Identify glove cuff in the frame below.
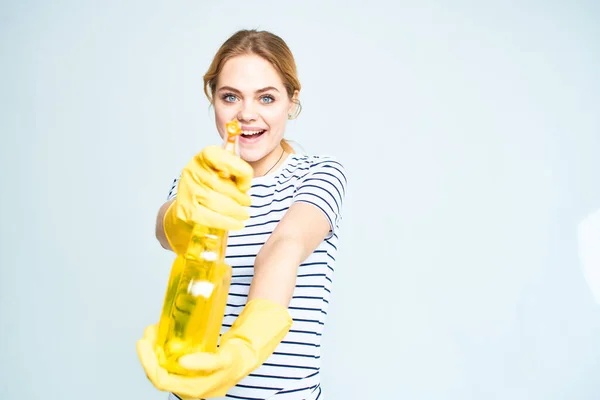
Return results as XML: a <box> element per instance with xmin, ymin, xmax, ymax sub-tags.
<box><xmin>221</xmin><ymin>298</ymin><xmax>293</xmax><ymax>371</ymax></box>
<box><xmin>163</xmin><ymin>201</ymin><xmax>192</xmax><ymax>255</ymax></box>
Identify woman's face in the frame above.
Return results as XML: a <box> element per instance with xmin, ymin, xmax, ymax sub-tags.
<box><xmin>213</xmin><ymin>54</ymin><xmax>297</xmax><ymax>171</ymax></box>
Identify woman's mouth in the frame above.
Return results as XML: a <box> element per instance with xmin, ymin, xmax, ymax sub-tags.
<box><xmin>240</xmin><ymin>129</ymin><xmax>266</xmax><ymax>143</ymax></box>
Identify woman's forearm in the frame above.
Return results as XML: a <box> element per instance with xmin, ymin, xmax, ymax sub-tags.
<box><xmin>249</xmin><ymin>236</ymin><xmax>306</xmax><ymax>307</ymax></box>
<box><xmin>248</xmin><ymin>202</ymin><xmax>332</xmax><ymax>308</ymax></box>
<box><xmin>155</xmin><ymin>199</ymin><xmax>174</xmax><ymax>251</ymax></box>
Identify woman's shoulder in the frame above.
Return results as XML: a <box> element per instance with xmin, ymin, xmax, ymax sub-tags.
<box><xmin>285</xmin><ymin>153</ymin><xmax>347</xmax><ymax>176</ymax></box>
<box><xmin>289</xmin><ymin>152</ymin><xmax>344</xmax><ymax>164</ymax></box>
<box><xmin>284</xmin><ymin>153</ymin><xmax>348</xmax><ymax>192</ymax></box>
<box><xmin>252</xmin><ymin>153</ymin><xmax>348</xmax><ymax>192</ymax></box>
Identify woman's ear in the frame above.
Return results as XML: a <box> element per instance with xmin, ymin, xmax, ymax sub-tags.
<box><xmin>288</xmin><ymin>90</ymin><xmax>301</xmax><ymax>120</ymax></box>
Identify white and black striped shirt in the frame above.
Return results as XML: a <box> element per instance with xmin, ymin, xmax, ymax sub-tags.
<box><xmin>166</xmin><ymin>153</ymin><xmax>347</xmax><ymax>400</ymax></box>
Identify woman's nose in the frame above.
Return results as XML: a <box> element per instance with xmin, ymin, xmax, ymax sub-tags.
<box><xmin>237</xmin><ymin>102</ymin><xmax>257</xmax><ymax>122</ymax></box>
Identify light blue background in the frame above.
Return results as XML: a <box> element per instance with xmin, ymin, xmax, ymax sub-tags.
<box><xmin>1</xmin><ymin>1</ymin><xmax>599</xmax><ymax>399</ymax></box>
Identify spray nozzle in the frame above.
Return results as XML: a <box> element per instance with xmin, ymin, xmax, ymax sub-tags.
<box><xmin>225</xmin><ymin>119</ymin><xmax>242</xmax><ymax>138</ymax></box>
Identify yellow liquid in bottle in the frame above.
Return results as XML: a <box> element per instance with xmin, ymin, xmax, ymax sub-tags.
<box><xmin>156</xmin><ymin>225</ymin><xmax>232</xmax><ymax>376</ymax></box>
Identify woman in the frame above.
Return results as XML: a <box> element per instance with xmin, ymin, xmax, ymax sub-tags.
<box><xmin>137</xmin><ymin>29</ymin><xmax>347</xmax><ymax>400</ymax></box>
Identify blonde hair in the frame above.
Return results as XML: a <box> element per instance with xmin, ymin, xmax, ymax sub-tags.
<box><xmin>203</xmin><ymin>29</ymin><xmax>301</xmax><ymax>153</ymax></box>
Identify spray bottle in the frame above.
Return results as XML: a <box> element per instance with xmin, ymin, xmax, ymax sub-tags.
<box><xmin>155</xmin><ymin>119</ymin><xmax>243</xmax><ymax>375</ymax></box>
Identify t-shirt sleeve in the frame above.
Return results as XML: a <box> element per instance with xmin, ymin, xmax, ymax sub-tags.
<box><xmin>292</xmin><ymin>157</ymin><xmax>348</xmax><ymax>238</ymax></box>
<box><xmin>167</xmin><ymin>176</ymin><xmax>180</xmax><ymax>201</ymax></box>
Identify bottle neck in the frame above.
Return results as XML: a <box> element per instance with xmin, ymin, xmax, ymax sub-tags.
<box><xmin>186</xmin><ymin>225</ymin><xmax>228</xmax><ymax>263</ymax></box>
<box><xmin>223</xmin><ymin>135</ymin><xmax>240</xmax><ymax>157</ymax></box>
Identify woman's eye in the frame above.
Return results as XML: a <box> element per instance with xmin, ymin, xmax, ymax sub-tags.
<box><xmin>224</xmin><ymin>95</ymin><xmax>237</xmax><ymax>102</ymax></box>
<box><xmin>260</xmin><ymin>95</ymin><xmax>274</xmax><ymax>104</ymax></box>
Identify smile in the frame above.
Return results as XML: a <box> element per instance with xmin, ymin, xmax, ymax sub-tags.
<box><xmin>240</xmin><ymin>129</ymin><xmax>266</xmax><ymax>143</ymax></box>
<box><xmin>241</xmin><ymin>130</ymin><xmax>265</xmax><ymax>136</ymax></box>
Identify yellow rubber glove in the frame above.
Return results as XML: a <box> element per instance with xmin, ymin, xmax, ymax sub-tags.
<box><xmin>137</xmin><ymin>298</ymin><xmax>293</xmax><ymax>399</ymax></box>
<box><xmin>163</xmin><ymin>145</ymin><xmax>254</xmax><ymax>254</ymax></box>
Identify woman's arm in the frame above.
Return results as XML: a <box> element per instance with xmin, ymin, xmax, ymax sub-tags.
<box><xmin>249</xmin><ymin>201</ymin><xmax>332</xmax><ymax>308</ymax></box>
<box><xmin>251</xmin><ymin>158</ymin><xmax>347</xmax><ymax>308</ymax></box>
<box><xmin>155</xmin><ymin>199</ymin><xmax>174</xmax><ymax>251</ymax></box>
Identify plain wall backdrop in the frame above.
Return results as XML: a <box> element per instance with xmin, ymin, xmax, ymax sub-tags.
<box><xmin>1</xmin><ymin>1</ymin><xmax>599</xmax><ymax>399</ymax></box>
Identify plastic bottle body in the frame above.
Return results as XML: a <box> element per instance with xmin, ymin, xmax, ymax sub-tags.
<box><xmin>155</xmin><ymin>225</ymin><xmax>232</xmax><ymax>376</ymax></box>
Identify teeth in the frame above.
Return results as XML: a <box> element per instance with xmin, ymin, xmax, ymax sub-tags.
<box><xmin>242</xmin><ymin>130</ymin><xmax>263</xmax><ymax>136</ymax></box>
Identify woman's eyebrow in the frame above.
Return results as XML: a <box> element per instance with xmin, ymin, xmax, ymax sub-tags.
<box><xmin>217</xmin><ymin>86</ymin><xmax>280</xmax><ymax>94</ymax></box>
<box><xmin>256</xmin><ymin>86</ymin><xmax>280</xmax><ymax>93</ymax></box>
<box><xmin>217</xmin><ymin>86</ymin><xmax>241</xmax><ymax>94</ymax></box>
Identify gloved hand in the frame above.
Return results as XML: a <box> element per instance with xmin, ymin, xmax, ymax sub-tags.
<box><xmin>137</xmin><ymin>298</ymin><xmax>293</xmax><ymax>399</ymax></box>
<box><xmin>163</xmin><ymin>145</ymin><xmax>254</xmax><ymax>254</ymax></box>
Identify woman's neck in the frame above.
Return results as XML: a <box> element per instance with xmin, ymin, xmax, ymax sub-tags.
<box><xmin>250</xmin><ymin>145</ymin><xmax>287</xmax><ymax>177</ymax></box>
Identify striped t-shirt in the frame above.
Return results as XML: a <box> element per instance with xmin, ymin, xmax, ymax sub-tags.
<box><xmin>165</xmin><ymin>153</ymin><xmax>347</xmax><ymax>400</ymax></box>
